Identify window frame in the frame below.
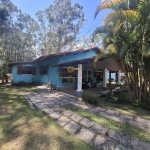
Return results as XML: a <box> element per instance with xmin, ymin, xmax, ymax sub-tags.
<box><xmin>17</xmin><ymin>65</ymin><xmax>36</xmax><ymax>75</ymax></box>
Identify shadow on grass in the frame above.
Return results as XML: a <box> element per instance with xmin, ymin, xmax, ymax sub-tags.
<box><xmin>97</xmin><ymin>100</ymin><xmax>150</xmax><ymax>120</ymax></box>
<box><xmin>53</xmin><ymin>87</ymin><xmax>150</xmax><ymax>120</ymax></box>
<box><xmin>64</xmin><ymin>104</ymin><xmax>150</xmax><ymax>144</ymax></box>
<box><xmin>0</xmin><ymin>86</ymin><xmax>95</xmax><ymax>150</ymax></box>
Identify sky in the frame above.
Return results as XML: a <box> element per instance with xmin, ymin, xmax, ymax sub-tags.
<box><xmin>11</xmin><ymin>0</ymin><xmax>109</xmax><ymax>39</ymax></box>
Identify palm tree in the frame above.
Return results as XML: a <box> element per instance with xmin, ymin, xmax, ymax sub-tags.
<box><xmin>93</xmin><ymin>0</ymin><xmax>150</xmax><ymax>109</ymax></box>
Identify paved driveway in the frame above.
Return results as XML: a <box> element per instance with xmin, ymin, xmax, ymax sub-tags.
<box><xmin>24</xmin><ymin>87</ymin><xmax>150</xmax><ymax>150</ymax></box>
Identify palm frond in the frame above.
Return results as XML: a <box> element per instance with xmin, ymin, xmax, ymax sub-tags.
<box><xmin>113</xmin><ymin>21</ymin><xmax>122</xmax><ymax>34</ymax></box>
<box><xmin>103</xmin><ymin>10</ymin><xmax>140</xmax><ymax>26</ymax></box>
<box><xmin>102</xmin><ymin>36</ymin><xmax>114</xmax><ymax>49</ymax></box>
<box><xmin>137</xmin><ymin>0</ymin><xmax>150</xmax><ymax>21</ymax></box>
<box><xmin>92</xmin><ymin>26</ymin><xmax>113</xmax><ymax>42</ymax></box>
<box><xmin>95</xmin><ymin>0</ymin><xmax>122</xmax><ymax>19</ymax></box>
<box><xmin>106</xmin><ymin>44</ymin><xmax>117</xmax><ymax>53</ymax></box>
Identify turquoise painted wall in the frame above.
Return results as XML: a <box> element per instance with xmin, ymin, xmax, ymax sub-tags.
<box><xmin>12</xmin><ymin>49</ymin><xmax>99</xmax><ymax>87</ymax></box>
<box><xmin>12</xmin><ymin>63</ymin><xmax>38</xmax><ymax>83</ymax></box>
<box><xmin>38</xmin><ymin>57</ymin><xmax>59</xmax><ymax>84</ymax></box>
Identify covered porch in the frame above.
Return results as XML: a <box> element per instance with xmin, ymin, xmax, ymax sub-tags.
<box><xmin>52</xmin><ymin>56</ymin><xmax>124</xmax><ymax>96</ymax></box>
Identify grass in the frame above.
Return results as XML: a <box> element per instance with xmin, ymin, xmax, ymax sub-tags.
<box><xmin>64</xmin><ymin>104</ymin><xmax>150</xmax><ymax>144</ymax></box>
<box><xmin>98</xmin><ymin>100</ymin><xmax>150</xmax><ymax>120</ymax></box>
<box><xmin>0</xmin><ymin>85</ymin><xmax>95</xmax><ymax>150</ymax></box>
<box><xmin>82</xmin><ymin>88</ymin><xmax>150</xmax><ymax>121</ymax></box>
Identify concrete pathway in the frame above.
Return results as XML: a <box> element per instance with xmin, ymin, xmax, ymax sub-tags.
<box><xmin>24</xmin><ymin>88</ymin><xmax>150</xmax><ymax>150</ymax></box>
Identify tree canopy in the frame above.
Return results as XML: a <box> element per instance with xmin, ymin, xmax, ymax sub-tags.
<box><xmin>93</xmin><ymin>0</ymin><xmax>150</xmax><ymax>110</ymax></box>
<box><xmin>0</xmin><ymin>0</ymin><xmax>86</xmax><ymax>83</ymax></box>
<box><xmin>0</xmin><ymin>0</ymin><xmax>38</xmax><ymax>83</ymax></box>
<box><xmin>36</xmin><ymin>0</ymin><xmax>86</xmax><ymax>54</ymax></box>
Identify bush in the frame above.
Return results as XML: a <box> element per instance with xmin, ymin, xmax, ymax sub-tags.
<box><xmin>12</xmin><ymin>81</ymin><xmax>27</xmax><ymax>86</ymax></box>
<box><xmin>12</xmin><ymin>80</ymin><xmax>41</xmax><ymax>86</ymax></box>
<box><xmin>113</xmin><ymin>90</ymin><xmax>132</xmax><ymax>104</ymax></box>
<box><xmin>140</xmin><ymin>92</ymin><xmax>150</xmax><ymax>111</ymax></box>
<box><xmin>82</xmin><ymin>92</ymin><xmax>99</xmax><ymax>105</ymax></box>
<box><xmin>106</xmin><ymin>94</ymin><xmax>118</xmax><ymax>103</ymax></box>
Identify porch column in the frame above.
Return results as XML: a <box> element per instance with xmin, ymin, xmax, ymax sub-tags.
<box><xmin>76</xmin><ymin>64</ymin><xmax>82</xmax><ymax>96</ymax></box>
<box><xmin>103</xmin><ymin>68</ymin><xmax>107</xmax><ymax>87</ymax></box>
<box><xmin>109</xmin><ymin>71</ymin><xmax>111</xmax><ymax>85</ymax></box>
<box><xmin>118</xmin><ymin>70</ymin><xmax>121</xmax><ymax>85</ymax></box>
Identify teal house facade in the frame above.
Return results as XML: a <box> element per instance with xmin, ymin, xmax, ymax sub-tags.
<box><xmin>10</xmin><ymin>47</ymin><xmax>123</xmax><ymax>92</ymax></box>
<box><xmin>10</xmin><ymin>47</ymin><xmax>104</xmax><ymax>89</ymax></box>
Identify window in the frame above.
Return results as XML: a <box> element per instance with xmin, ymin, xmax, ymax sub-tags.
<box><xmin>22</xmin><ymin>66</ymin><xmax>32</xmax><ymax>74</ymax></box>
<box><xmin>17</xmin><ymin>65</ymin><xmax>36</xmax><ymax>75</ymax></box>
<box><xmin>87</xmin><ymin>69</ymin><xmax>92</xmax><ymax>81</ymax></box>
<box><xmin>40</xmin><ymin>65</ymin><xmax>48</xmax><ymax>75</ymax></box>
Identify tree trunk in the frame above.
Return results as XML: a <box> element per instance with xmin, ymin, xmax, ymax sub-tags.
<box><xmin>2</xmin><ymin>72</ymin><xmax>4</xmax><ymax>84</ymax></box>
<box><xmin>139</xmin><ymin>69</ymin><xmax>142</xmax><ymax>103</ymax></box>
<box><xmin>5</xmin><ymin>74</ymin><xmax>8</xmax><ymax>83</ymax></box>
<box><xmin>125</xmin><ymin>65</ymin><xmax>133</xmax><ymax>103</ymax></box>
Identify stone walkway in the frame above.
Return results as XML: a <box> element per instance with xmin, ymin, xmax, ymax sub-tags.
<box><xmin>24</xmin><ymin>88</ymin><xmax>150</xmax><ymax>150</ymax></box>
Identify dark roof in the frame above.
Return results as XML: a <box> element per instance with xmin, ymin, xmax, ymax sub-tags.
<box><xmin>52</xmin><ymin>56</ymin><xmax>95</xmax><ymax>67</ymax></box>
<box><xmin>33</xmin><ymin>47</ymin><xmax>101</xmax><ymax>62</ymax></box>
<box><xmin>8</xmin><ymin>47</ymin><xmax>101</xmax><ymax>68</ymax></box>
<box><xmin>8</xmin><ymin>61</ymin><xmax>33</xmax><ymax>68</ymax></box>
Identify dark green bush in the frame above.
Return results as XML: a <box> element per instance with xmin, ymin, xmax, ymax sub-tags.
<box><xmin>12</xmin><ymin>80</ymin><xmax>40</xmax><ymax>86</ymax></box>
<box><xmin>140</xmin><ymin>92</ymin><xmax>150</xmax><ymax>111</ymax></box>
<box><xmin>82</xmin><ymin>92</ymin><xmax>99</xmax><ymax>105</ymax></box>
<box><xmin>114</xmin><ymin>90</ymin><xmax>132</xmax><ymax>104</ymax></box>
<box><xmin>18</xmin><ymin>81</ymin><xmax>27</xmax><ymax>86</ymax></box>
<box><xmin>12</xmin><ymin>81</ymin><xmax>27</xmax><ymax>86</ymax></box>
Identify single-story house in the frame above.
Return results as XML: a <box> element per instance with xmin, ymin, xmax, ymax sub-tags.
<box><xmin>9</xmin><ymin>47</ymin><xmax>123</xmax><ymax>93</ymax></box>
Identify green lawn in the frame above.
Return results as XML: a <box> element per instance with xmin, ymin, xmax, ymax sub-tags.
<box><xmin>0</xmin><ymin>85</ymin><xmax>95</xmax><ymax>150</ymax></box>
<box><xmin>98</xmin><ymin>100</ymin><xmax>150</xmax><ymax>120</ymax></box>
<box><xmin>64</xmin><ymin>104</ymin><xmax>150</xmax><ymax>144</ymax></box>
<box><xmin>83</xmin><ymin>89</ymin><xmax>150</xmax><ymax>121</ymax></box>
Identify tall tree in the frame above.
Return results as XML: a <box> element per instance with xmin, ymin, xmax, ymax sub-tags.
<box><xmin>36</xmin><ymin>0</ymin><xmax>86</xmax><ymax>54</ymax></box>
<box><xmin>93</xmin><ymin>0</ymin><xmax>150</xmax><ymax>109</ymax></box>
<box><xmin>0</xmin><ymin>0</ymin><xmax>38</xmax><ymax>83</ymax></box>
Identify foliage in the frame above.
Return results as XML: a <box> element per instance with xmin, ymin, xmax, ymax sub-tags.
<box><xmin>0</xmin><ymin>0</ymin><xmax>38</xmax><ymax>63</ymax></box>
<box><xmin>82</xmin><ymin>91</ymin><xmax>99</xmax><ymax>105</ymax></box>
<box><xmin>113</xmin><ymin>90</ymin><xmax>132</xmax><ymax>104</ymax></box>
<box><xmin>0</xmin><ymin>0</ymin><xmax>39</xmax><ymax>83</ymax></box>
<box><xmin>92</xmin><ymin>0</ymin><xmax>150</xmax><ymax>108</ymax></box>
<box><xmin>12</xmin><ymin>80</ymin><xmax>40</xmax><ymax>86</ymax></box>
<box><xmin>0</xmin><ymin>61</ymin><xmax>9</xmax><ymax>83</ymax></box>
<box><xmin>36</xmin><ymin>0</ymin><xmax>86</xmax><ymax>54</ymax></box>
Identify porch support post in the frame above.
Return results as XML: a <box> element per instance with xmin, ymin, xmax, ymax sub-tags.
<box><xmin>103</xmin><ymin>68</ymin><xmax>107</xmax><ymax>87</ymax></box>
<box><xmin>76</xmin><ymin>64</ymin><xmax>82</xmax><ymax>96</ymax></box>
<box><xmin>109</xmin><ymin>71</ymin><xmax>111</xmax><ymax>85</ymax></box>
<box><xmin>118</xmin><ymin>70</ymin><xmax>121</xmax><ymax>85</ymax></box>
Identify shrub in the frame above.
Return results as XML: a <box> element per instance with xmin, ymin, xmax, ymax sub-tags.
<box><xmin>12</xmin><ymin>81</ymin><xmax>27</xmax><ymax>86</ymax></box>
<box><xmin>114</xmin><ymin>90</ymin><xmax>132</xmax><ymax>104</ymax></box>
<box><xmin>12</xmin><ymin>80</ymin><xmax>41</xmax><ymax>86</ymax></box>
<box><xmin>106</xmin><ymin>94</ymin><xmax>118</xmax><ymax>103</ymax></box>
<box><xmin>82</xmin><ymin>92</ymin><xmax>99</xmax><ymax>105</ymax></box>
<box><xmin>140</xmin><ymin>92</ymin><xmax>150</xmax><ymax>111</ymax></box>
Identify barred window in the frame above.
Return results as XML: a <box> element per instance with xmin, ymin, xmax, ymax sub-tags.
<box><xmin>17</xmin><ymin>66</ymin><xmax>36</xmax><ymax>75</ymax></box>
<box><xmin>40</xmin><ymin>65</ymin><xmax>48</xmax><ymax>75</ymax></box>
